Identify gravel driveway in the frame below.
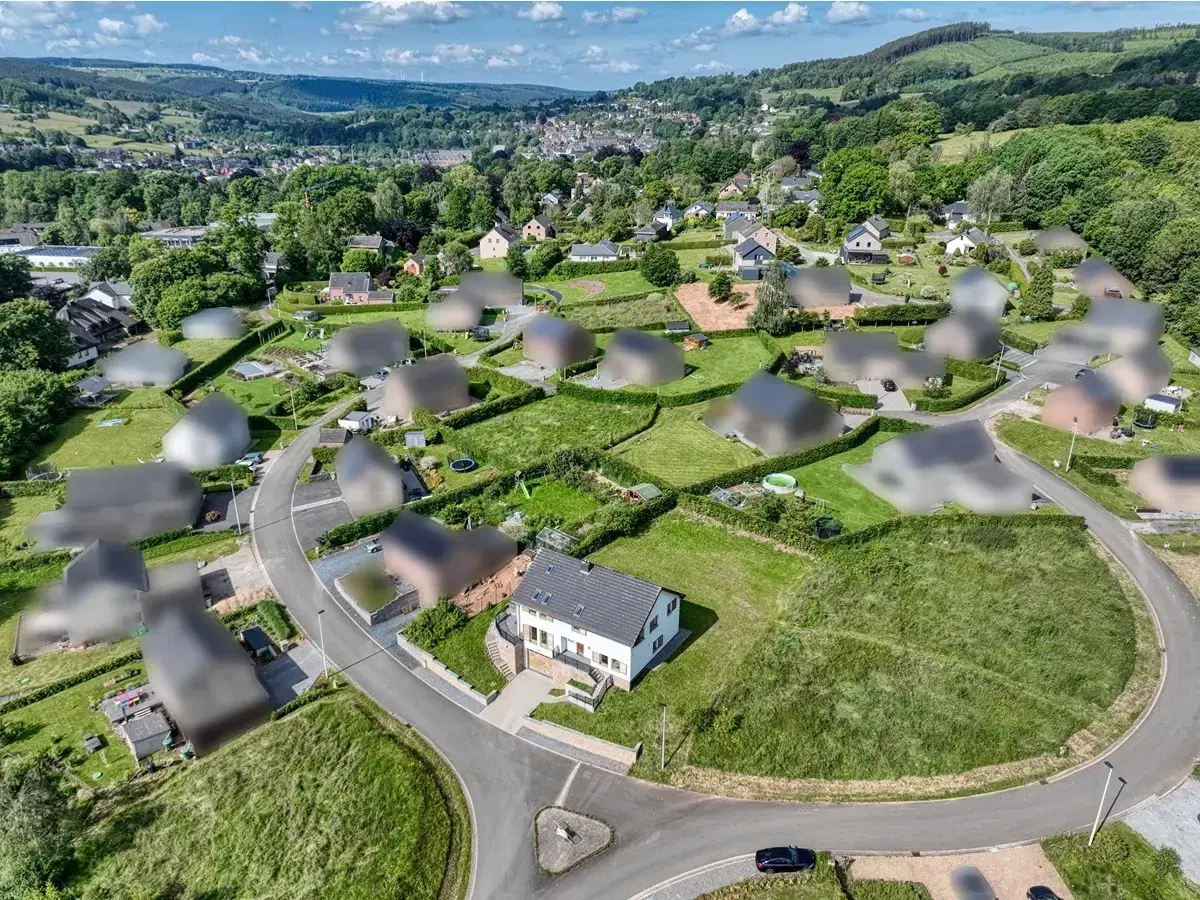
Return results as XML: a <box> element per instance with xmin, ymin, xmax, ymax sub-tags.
<box><xmin>850</xmin><ymin>846</ymin><xmax>1073</xmax><ymax>900</ymax></box>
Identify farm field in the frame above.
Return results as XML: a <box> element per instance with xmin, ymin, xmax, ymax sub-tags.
<box><xmin>613</xmin><ymin>402</ymin><xmax>761</xmax><ymax>486</ymax></box>
<box><xmin>69</xmin><ymin>692</ymin><xmax>466</xmax><ymax>900</ymax></box>
<box><xmin>932</xmin><ymin>128</ymin><xmax>1029</xmax><ymax>163</ymax></box>
<box><xmin>535</xmin><ymin>512</ymin><xmax>1137</xmax><ymax>783</ymax></box>
<box><xmin>561</xmin><ymin>293</ymin><xmax>689</xmax><ymax>329</ymax></box>
<box><xmin>454</xmin><ymin>394</ymin><xmax>655</xmax><ymax>470</ymax></box>
<box><xmin>0</xmin><ymin>110</ymin><xmax>175</xmax><ymax>153</ymax></box>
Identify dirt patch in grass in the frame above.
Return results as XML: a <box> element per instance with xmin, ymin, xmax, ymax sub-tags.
<box><xmin>566</xmin><ymin>279</ymin><xmax>605</xmax><ymax>299</ymax></box>
<box><xmin>676</xmin><ymin>282</ymin><xmax>759</xmax><ymax>330</ymax></box>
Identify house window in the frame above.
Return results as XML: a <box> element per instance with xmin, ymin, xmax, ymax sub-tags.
<box><xmin>611</xmin><ymin>659</ymin><xmax>626</xmax><ymax>674</ymax></box>
<box><xmin>653</xmin><ymin>635</ymin><xmax>664</xmax><ymax>652</ymax></box>
<box><xmin>667</xmin><ymin>597</ymin><xmax>678</xmax><ymax>614</ymax></box>
<box><xmin>593</xmin><ymin>652</ymin><xmax>609</xmax><ymax>666</ymax></box>
<box><xmin>649</xmin><ymin>616</ymin><xmax>659</xmax><ymax>633</ymax></box>
<box><xmin>855</xmin><ymin>241</ymin><xmax>860</xmax><ymax>247</ymax></box>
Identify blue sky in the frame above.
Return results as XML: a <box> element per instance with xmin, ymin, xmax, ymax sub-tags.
<box><xmin>0</xmin><ymin>1</ymin><xmax>1196</xmax><ymax>90</ymax></box>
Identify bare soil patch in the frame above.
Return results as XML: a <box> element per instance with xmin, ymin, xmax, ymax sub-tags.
<box><xmin>567</xmin><ymin>279</ymin><xmax>605</xmax><ymax>300</ymax></box>
<box><xmin>676</xmin><ymin>282</ymin><xmax>758</xmax><ymax>330</ymax></box>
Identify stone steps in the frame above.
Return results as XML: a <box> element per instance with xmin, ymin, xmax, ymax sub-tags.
<box><xmin>485</xmin><ymin>625</ymin><xmax>515</xmax><ymax>680</ymax></box>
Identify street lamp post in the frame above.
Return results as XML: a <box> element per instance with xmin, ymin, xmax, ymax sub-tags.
<box><xmin>288</xmin><ymin>380</ymin><xmax>298</xmax><ymax>431</ymax></box>
<box><xmin>1065</xmin><ymin>417</ymin><xmax>1079</xmax><ymax>472</ymax></box>
<box><xmin>1088</xmin><ymin>761</ymin><xmax>1115</xmax><ymax>846</ymax></box>
<box><xmin>317</xmin><ymin>608</ymin><xmax>328</xmax><ymax>680</ymax></box>
<box><xmin>994</xmin><ymin>344</ymin><xmax>1005</xmax><ymax>383</ymax></box>
<box><xmin>660</xmin><ymin>704</ymin><xmax>667</xmax><ymax>772</ymax></box>
<box><xmin>229</xmin><ymin>480</ymin><xmax>242</xmax><ymax>534</ymax></box>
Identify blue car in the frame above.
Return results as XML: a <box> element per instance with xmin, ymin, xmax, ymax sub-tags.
<box><xmin>754</xmin><ymin>846</ymin><xmax>816</xmax><ymax>874</ymax></box>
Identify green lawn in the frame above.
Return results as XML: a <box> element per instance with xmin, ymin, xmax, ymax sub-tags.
<box><xmin>33</xmin><ymin>405</ymin><xmax>178</xmax><ymax>470</ymax></box>
<box><xmin>1161</xmin><ymin>334</ymin><xmax>1199</xmax><ymax>373</ymax></box>
<box><xmin>485</xmin><ymin>344</ymin><xmax>526</xmax><ymax>367</ymax></box>
<box><xmin>171</xmin><ymin>337</ymin><xmax>241</xmax><ymax>366</ymax></box>
<box><xmin>400</xmin><ymin>441</ymin><xmax>500</xmax><ymax>492</ymax></box>
<box><xmin>623</xmin><ymin>336</ymin><xmax>774</xmax><ymax>397</ymax></box>
<box><xmin>551</xmin><ymin>270</ymin><xmax>659</xmax><ymax>303</ymax></box>
<box><xmin>1003</xmin><ymin>319</ymin><xmax>1069</xmax><ymax>344</ymax></box>
<box><xmin>850</xmin><ymin>246</ymin><xmax>959</xmax><ymax>301</ymax></box>
<box><xmin>1044</xmin><ymin>823</ymin><xmax>1200</xmax><ymax>900</ymax></box>
<box><xmin>454</xmin><ymin>395</ymin><xmax>655</xmax><ymax>470</ymax></box>
<box><xmin>0</xmin><ymin>493</ymin><xmax>57</xmax><ymax>556</ymax></box>
<box><xmin>70</xmin><ymin>692</ymin><xmax>466</xmax><ymax>900</ymax></box>
<box><xmin>430</xmin><ymin>602</ymin><xmax>507</xmax><ymax>695</ymax></box>
<box><xmin>1</xmin><ymin>663</ymin><xmax>146</xmax><ymax>788</ymax></box>
<box><xmin>903</xmin><ymin>372</ymin><xmax>1004</xmax><ymax>409</ymax></box>
<box><xmin>783</xmin><ymin>432</ymin><xmax>900</xmax><ymax>530</ymax></box>
<box><xmin>535</xmin><ymin>512</ymin><xmax>1136</xmax><ymax>782</ymax></box>
<box><xmin>211</xmin><ymin>372</ymin><xmax>290</xmax><ymax>416</ymax></box>
<box><xmin>504</xmin><ymin>478</ymin><xmax>600</xmax><ymax>525</ymax></box>
<box><xmin>613</xmin><ymin>403</ymin><xmax>761</xmax><ymax>486</ymax></box>
<box><xmin>562</xmin><ymin>294</ymin><xmax>688</xmax><ymax>329</ymax></box>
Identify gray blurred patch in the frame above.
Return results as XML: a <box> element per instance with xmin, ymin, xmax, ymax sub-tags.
<box><xmin>1075</xmin><ymin>257</ymin><xmax>1139</xmax><ymax>300</ymax></box>
<box><xmin>924</xmin><ymin>310</ymin><xmax>1001</xmax><ymax>361</ymax></box>
<box><xmin>336</xmin><ymin>437</ymin><xmax>408</xmax><ymax>517</ymax></box>
<box><xmin>1096</xmin><ymin>344</ymin><xmax>1171</xmax><ymax>403</ymax></box>
<box><xmin>1043</xmin><ymin>370</ymin><xmax>1122</xmax><ymax>434</ymax></box>
<box><xmin>380</xmin><ymin>354</ymin><xmax>471</xmax><ymax>420</ymax></box>
<box><xmin>162</xmin><ymin>392</ymin><xmax>251</xmax><ymax>470</ymax></box>
<box><xmin>597</xmin><ymin>328</ymin><xmax>684</xmax><ymax>387</ymax></box>
<box><xmin>786</xmin><ymin>267</ymin><xmax>850</xmax><ymax>309</ymax></box>
<box><xmin>27</xmin><ymin>539</ymin><xmax>149</xmax><ymax>646</ymax></box>
<box><xmin>381</xmin><ymin>511</ymin><xmax>516</xmax><ymax>607</ymax></box>
<box><xmin>823</xmin><ymin>331</ymin><xmax>944</xmax><ymax>388</ymax></box>
<box><xmin>705</xmin><ymin>371</ymin><xmax>842</xmax><ymax>456</ymax></box>
<box><xmin>100</xmin><ymin>343</ymin><xmax>188</xmax><ymax>387</ymax></box>
<box><xmin>1131</xmin><ymin>456</ymin><xmax>1200</xmax><ymax>512</ymax></box>
<box><xmin>522</xmin><ymin>315</ymin><xmax>596</xmax><ymax>370</ymax></box>
<box><xmin>456</xmin><ymin>271</ymin><xmax>523</xmax><ymax>308</ymax></box>
<box><xmin>180</xmin><ymin>307</ymin><xmax>246</xmax><ymax>341</ymax></box>
<box><xmin>328</xmin><ymin>320</ymin><xmax>410</xmax><ymax>376</ymax></box>
<box><xmin>1035</xmin><ymin>226</ymin><xmax>1088</xmax><ymax>253</ymax></box>
<box><xmin>949</xmin><ymin>267</ymin><xmax>1009</xmax><ymax>319</ymax></box>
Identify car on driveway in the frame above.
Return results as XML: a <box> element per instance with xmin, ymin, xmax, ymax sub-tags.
<box><xmin>236</xmin><ymin>452</ymin><xmax>265</xmax><ymax>467</ymax></box>
<box><xmin>951</xmin><ymin>866</ymin><xmax>996</xmax><ymax>900</ymax></box>
<box><xmin>754</xmin><ymin>846</ymin><xmax>816</xmax><ymax>874</ymax></box>
<box><xmin>881</xmin><ymin>378</ymin><xmax>897</xmax><ymax>392</ymax></box>
<box><xmin>365</xmin><ymin>539</ymin><xmax>382</xmax><ymax>553</ymax></box>
<box><xmin>1027</xmin><ymin>888</ymin><xmax>1059</xmax><ymax>900</ymax></box>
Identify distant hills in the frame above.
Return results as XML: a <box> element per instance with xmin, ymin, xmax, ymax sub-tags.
<box><xmin>29</xmin><ymin>56</ymin><xmax>588</xmax><ymax>112</ymax></box>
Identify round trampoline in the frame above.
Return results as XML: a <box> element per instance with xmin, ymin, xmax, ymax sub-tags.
<box><xmin>450</xmin><ymin>457</ymin><xmax>477</xmax><ymax>473</ymax></box>
<box><xmin>762</xmin><ymin>473</ymin><xmax>797</xmax><ymax>494</ymax></box>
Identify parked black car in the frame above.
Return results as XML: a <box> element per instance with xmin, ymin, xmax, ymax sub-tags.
<box><xmin>754</xmin><ymin>847</ymin><xmax>816</xmax><ymax>874</ymax></box>
<box><xmin>951</xmin><ymin>866</ymin><xmax>996</xmax><ymax>900</ymax></box>
<box><xmin>881</xmin><ymin>378</ymin><xmax>897</xmax><ymax>392</ymax></box>
<box><xmin>1027</xmin><ymin>888</ymin><xmax>1060</xmax><ymax>900</ymax></box>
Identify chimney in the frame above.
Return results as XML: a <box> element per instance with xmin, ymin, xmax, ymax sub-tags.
<box><xmin>580</xmin><ymin>559</ymin><xmax>592</xmax><ymax>574</ymax></box>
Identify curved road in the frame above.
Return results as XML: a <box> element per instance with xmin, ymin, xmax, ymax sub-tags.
<box><xmin>252</xmin><ymin>355</ymin><xmax>1200</xmax><ymax>900</ymax></box>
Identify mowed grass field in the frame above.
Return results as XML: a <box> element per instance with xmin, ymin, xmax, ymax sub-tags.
<box><xmin>0</xmin><ymin>493</ymin><xmax>57</xmax><ymax>555</ymax></box>
<box><xmin>783</xmin><ymin>431</ymin><xmax>900</xmax><ymax>531</ymax></box>
<box><xmin>33</xmin><ymin>401</ymin><xmax>177</xmax><ymax>470</ymax></box>
<box><xmin>70</xmin><ymin>692</ymin><xmax>466</xmax><ymax>900</ymax></box>
<box><xmin>455</xmin><ymin>394</ymin><xmax>655</xmax><ymax>470</ymax></box>
<box><xmin>534</xmin><ymin>513</ymin><xmax>1136</xmax><ymax>782</ymax></box>
<box><xmin>626</xmin><ymin>336</ymin><xmax>775</xmax><ymax>397</ymax></box>
<box><xmin>613</xmin><ymin>403</ymin><xmax>761</xmax><ymax>486</ymax></box>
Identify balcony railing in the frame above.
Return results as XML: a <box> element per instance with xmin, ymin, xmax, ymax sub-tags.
<box><xmin>494</xmin><ymin>609</ymin><xmax>522</xmax><ymax>646</ymax></box>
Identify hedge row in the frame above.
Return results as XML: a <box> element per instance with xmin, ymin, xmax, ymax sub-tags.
<box><xmin>554</xmin><ymin>447</ymin><xmax>669</xmax><ymax>497</ymax></box>
<box><xmin>1134</xmin><ymin>405</ymin><xmax>1187</xmax><ymax>428</ymax></box>
<box><xmin>1069</xmin><ymin>454</ymin><xmax>1141</xmax><ymax>487</ymax></box>
<box><xmin>561</xmin><ymin>355</ymin><xmax>603</xmax><ymax>378</ymax></box>
<box><xmin>549</xmin><ymin>259</ymin><xmax>639</xmax><ymax>279</ymax></box>
<box><xmin>0</xmin><ymin>480</ymin><xmax>65</xmax><ymax>499</ymax></box>
<box><xmin>662</xmin><ymin>238</ymin><xmax>728</xmax><ymax>250</ymax></box>
<box><xmin>574</xmin><ymin>493</ymin><xmax>678</xmax><ymax>557</ymax></box>
<box><xmin>0</xmin><ymin>651</ymin><xmax>143</xmax><ymax>715</ymax></box>
<box><xmin>810</xmin><ymin>384</ymin><xmax>881</xmax><ymax>410</ymax></box>
<box><xmin>440</xmin><ymin>387</ymin><xmax>544</xmax><ymax>430</ymax></box>
<box><xmin>477</xmin><ymin>334</ymin><xmax>519</xmax><ymax>362</ymax></box>
<box><xmin>850</xmin><ymin>303</ymin><xmax>951</xmax><ymax>326</ymax></box>
<box><xmin>167</xmin><ymin>321</ymin><xmax>289</xmax><ymax>400</ymax></box>
<box><xmin>277</xmin><ymin>299</ymin><xmax>427</xmax><ymax>314</ymax></box>
<box><xmin>911</xmin><ymin>372</ymin><xmax>1007</xmax><ymax>412</ymax></box>
<box><xmin>555</xmin><ymin>381</ymin><xmax>660</xmax><ymax>406</ymax></box>
<box><xmin>944</xmin><ymin>357</ymin><xmax>1003</xmax><ymax>382</ymax></box>
<box><xmin>464</xmin><ymin>366</ymin><xmax>532</xmax><ymax>396</ymax></box>
<box><xmin>1000</xmin><ymin>328</ymin><xmax>1043</xmax><ymax>355</ymax></box>
<box><xmin>270</xmin><ymin>682</ymin><xmax>340</xmax><ymax>720</ymax></box>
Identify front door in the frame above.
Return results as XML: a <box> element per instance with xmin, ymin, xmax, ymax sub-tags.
<box><xmin>576</xmin><ymin>642</ymin><xmax>584</xmax><ymax>655</ymax></box>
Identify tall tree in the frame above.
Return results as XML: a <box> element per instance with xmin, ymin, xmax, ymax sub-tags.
<box><xmin>0</xmin><ymin>299</ymin><xmax>73</xmax><ymax>371</ymax></box>
<box><xmin>505</xmin><ymin>243</ymin><xmax>529</xmax><ymax>280</ymax></box>
<box><xmin>639</xmin><ymin>245</ymin><xmax>681</xmax><ymax>287</ymax></box>
<box><xmin>1021</xmin><ymin>264</ymin><xmax>1055</xmax><ymax>321</ymax></box>
<box><xmin>708</xmin><ymin>271</ymin><xmax>734</xmax><ymax>303</ymax></box>
<box><xmin>748</xmin><ymin>262</ymin><xmax>791</xmax><ymax>335</ymax></box>
<box><xmin>0</xmin><ymin>254</ymin><xmax>31</xmax><ymax>304</ymax></box>
<box><xmin>967</xmin><ymin>168</ymin><xmax>1014</xmax><ymax>231</ymax></box>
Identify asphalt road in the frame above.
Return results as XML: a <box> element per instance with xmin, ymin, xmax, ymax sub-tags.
<box><xmin>251</xmin><ymin>354</ymin><xmax>1200</xmax><ymax>900</ymax></box>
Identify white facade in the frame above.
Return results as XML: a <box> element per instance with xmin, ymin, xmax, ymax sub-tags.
<box><xmin>514</xmin><ymin>587</ymin><xmax>680</xmax><ymax>689</ymax></box>
<box><xmin>946</xmin><ymin>234</ymin><xmax>979</xmax><ymax>256</ymax></box>
<box><xmin>65</xmin><ymin>345</ymin><xmax>99</xmax><ymax>369</ymax></box>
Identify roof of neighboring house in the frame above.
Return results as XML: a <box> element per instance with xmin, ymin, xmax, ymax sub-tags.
<box><xmin>17</xmin><ymin>245</ymin><xmax>99</xmax><ymax>258</ymax></box>
<box><xmin>489</xmin><ymin>224</ymin><xmax>520</xmax><ymax>243</ymax></box>
<box><xmin>576</xmin><ymin>206</ymin><xmax>594</xmax><ymax>223</ymax></box>
<box><xmin>408</xmin><ymin>252</ymin><xmax>426</xmax><ymax>266</ymax></box>
<box><xmin>239</xmin><ymin>626</ymin><xmax>271</xmax><ymax>653</ymax></box>
<box><xmin>76</xmin><ymin>375</ymin><xmax>109</xmax><ymax>395</ymax></box>
<box><xmin>942</xmin><ymin>200</ymin><xmax>971</xmax><ymax>216</ymax></box>
<box><xmin>319</xmin><ymin>428</ymin><xmax>349</xmax><ymax>444</ymax></box>
<box><xmin>512</xmin><ymin>548</ymin><xmax>670</xmax><ymax>646</ymax></box>
<box><xmin>735</xmin><ymin>238</ymin><xmax>774</xmax><ymax>259</ymax></box>
<box><xmin>340</xmin><ymin>410</ymin><xmax>374</xmax><ymax>423</ymax></box>
<box><xmin>793</xmin><ymin>189</ymin><xmax>821</xmax><ymax>204</ymax></box>
<box><xmin>782</xmin><ymin>176</ymin><xmax>813</xmax><ymax>189</ymax></box>
<box><xmin>530</xmin><ymin>214</ymin><xmax>556</xmax><ymax>230</ymax></box>
<box><xmin>345</xmin><ymin>233</ymin><xmax>390</xmax><ymax>251</ymax></box>
<box><xmin>726</xmin><ymin>216</ymin><xmax>760</xmax><ymax>238</ymax></box>
<box><xmin>955</xmin><ymin>227</ymin><xmax>991</xmax><ymax>246</ymax></box>
<box><xmin>655</xmin><ymin>203</ymin><xmax>682</xmax><ymax>218</ymax></box>
<box><xmin>866</xmin><ymin>215</ymin><xmax>889</xmax><ymax>233</ymax></box>
<box><xmin>119</xmin><ymin>710</ymin><xmax>171</xmax><ymax>746</ymax></box>
<box><xmin>877</xmin><ymin>420</ymin><xmax>999</xmax><ymax>471</ymax></box>
<box><xmin>635</xmin><ymin>221</ymin><xmax>666</xmax><ymax>234</ymax></box>
<box><xmin>716</xmin><ymin>201</ymin><xmax>757</xmax><ymax>213</ymax></box>
<box><xmin>1148</xmin><ymin>391</ymin><xmax>1181</xmax><ymax>406</ymax></box>
<box><xmin>845</xmin><ymin>224</ymin><xmax>870</xmax><ymax>243</ymax></box>
<box><xmin>685</xmin><ymin>201</ymin><xmax>714</xmax><ymax>213</ymax></box>
<box><xmin>57</xmin><ymin>297</ymin><xmax>137</xmax><ymax>333</ymax></box>
<box><xmin>570</xmin><ymin>240</ymin><xmax>619</xmax><ymax>257</ymax></box>
<box><xmin>329</xmin><ymin>272</ymin><xmax>371</xmax><ymax>293</ymax></box>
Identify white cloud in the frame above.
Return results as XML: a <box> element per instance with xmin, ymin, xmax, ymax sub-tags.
<box><xmin>346</xmin><ymin>47</ymin><xmax>373</xmax><ymax>60</ymax></box>
<box><xmin>0</xmin><ymin>2</ymin><xmax>80</xmax><ymax>48</ymax></box>
<box><xmin>132</xmin><ymin>13</ymin><xmax>165</xmax><ymax>35</ymax></box>
<box><xmin>518</xmin><ymin>2</ymin><xmax>564</xmax><ymax>22</ymax></box>
<box><xmin>582</xmin><ymin>44</ymin><xmax>605</xmax><ymax>61</ymax></box>
<box><xmin>896</xmin><ymin>7</ymin><xmax>928</xmax><ymax>20</ymax></box>
<box><xmin>768</xmin><ymin>3</ymin><xmax>809</xmax><ymax>25</ymax></box>
<box><xmin>693</xmin><ymin>42</ymin><xmax>716</xmax><ymax>52</ymax></box>
<box><xmin>723</xmin><ymin>3</ymin><xmax>808</xmax><ymax>36</ymax></box>
<box><xmin>289</xmin><ymin>1</ymin><xmax>313</xmax><ymax>10</ymax></box>
<box><xmin>487</xmin><ymin>55</ymin><xmax>519</xmax><ymax>68</ymax></box>
<box><xmin>589</xmin><ymin>58</ymin><xmax>638</xmax><ymax>73</ymax></box>
<box><xmin>338</xmin><ymin>1</ymin><xmax>469</xmax><ymax>36</ymax></box>
<box><xmin>97</xmin><ymin>17</ymin><xmax>127</xmax><ymax>35</ymax></box>
<box><xmin>211</xmin><ymin>35</ymin><xmax>249</xmax><ymax>46</ymax></box>
<box><xmin>692</xmin><ymin>60</ymin><xmax>731</xmax><ymax>72</ymax></box>
<box><xmin>433</xmin><ymin>42</ymin><xmax>484</xmax><ymax>63</ymax></box>
<box><xmin>505</xmin><ymin>43</ymin><xmax>526</xmax><ymax>54</ymax></box>
<box><xmin>46</xmin><ymin>36</ymin><xmax>81</xmax><ymax>52</ymax></box>
<box><xmin>320</xmin><ymin>26</ymin><xmax>331</xmax><ymax>36</ymax></box>
<box><xmin>723</xmin><ymin>9</ymin><xmax>759</xmax><ymax>35</ymax></box>
<box><xmin>192</xmin><ymin>52</ymin><xmax>221</xmax><ymax>65</ymax></box>
<box><xmin>582</xmin><ymin>6</ymin><xmax>644</xmax><ymax>26</ymax></box>
<box><xmin>826</xmin><ymin>1</ymin><xmax>872</xmax><ymax>23</ymax></box>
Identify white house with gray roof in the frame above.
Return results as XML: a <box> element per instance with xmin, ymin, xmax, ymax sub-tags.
<box><xmin>568</xmin><ymin>240</ymin><xmax>620</xmax><ymax>263</ymax></box>
<box><xmin>509</xmin><ymin>548</ymin><xmax>681</xmax><ymax>690</ymax></box>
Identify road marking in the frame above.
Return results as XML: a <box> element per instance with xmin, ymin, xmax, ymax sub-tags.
<box><xmin>554</xmin><ymin>762</ymin><xmax>580</xmax><ymax>807</ymax></box>
<box><xmin>291</xmin><ymin>496</ymin><xmax>346</xmax><ymax>513</ymax></box>
<box><xmin>627</xmin><ymin>855</ymin><xmax>753</xmax><ymax>900</ymax></box>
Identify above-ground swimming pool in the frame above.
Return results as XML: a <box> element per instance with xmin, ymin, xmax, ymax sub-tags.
<box><xmin>762</xmin><ymin>473</ymin><xmax>797</xmax><ymax>494</ymax></box>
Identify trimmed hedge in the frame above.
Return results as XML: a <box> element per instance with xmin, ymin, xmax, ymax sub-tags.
<box><xmin>1000</xmin><ymin>328</ymin><xmax>1043</xmax><ymax>355</ymax></box>
<box><xmin>911</xmin><ymin>372</ymin><xmax>1007</xmax><ymax>412</ymax></box>
<box><xmin>575</xmin><ymin>493</ymin><xmax>678</xmax><ymax>557</ymax></box>
<box><xmin>561</xmin><ymin>355</ymin><xmax>603</xmax><ymax>378</ymax></box>
<box><xmin>944</xmin><ymin>357</ymin><xmax>1004</xmax><ymax>382</ymax></box>
<box><xmin>0</xmin><ymin>480</ymin><xmax>65</xmax><ymax>499</ymax></box>
<box><xmin>478</xmin><ymin>334</ymin><xmax>519</xmax><ymax>362</ymax></box>
<box><xmin>555</xmin><ymin>381</ymin><xmax>660</xmax><ymax>407</ymax></box>
<box><xmin>549</xmin><ymin>259</ymin><xmax>638</xmax><ymax>279</ymax></box>
<box><xmin>560</xmin><ymin>290</ymin><xmax>655</xmax><ymax>309</ymax></box>
<box><xmin>464</xmin><ymin>366</ymin><xmax>531</xmax><ymax>396</ymax></box>
<box><xmin>810</xmin><ymin>384</ymin><xmax>881</xmax><ymax>410</ymax></box>
<box><xmin>850</xmin><ymin>303</ymin><xmax>951</xmax><ymax>325</ymax></box>
<box><xmin>167</xmin><ymin>321</ymin><xmax>289</xmax><ymax>400</ymax></box>
<box><xmin>661</xmin><ymin>238</ymin><xmax>728</xmax><ymax>250</ymax></box>
<box><xmin>0</xmin><ymin>651</ymin><xmax>143</xmax><ymax>715</ymax></box>
<box><xmin>1069</xmin><ymin>454</ymin><xmax>1139</xmax><ymax>487</ymax></box>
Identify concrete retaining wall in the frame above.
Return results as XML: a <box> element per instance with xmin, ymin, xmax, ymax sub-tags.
<box><xmin>395</xmin><ymin>631</ymin><xmax>498</xmax><ymax>707</ymax></box>
<box><xmin>335</xmin><ymin>576</ymin><xmax>419</xmax><ymax>626</ymax></box>
<box><xmin>520</xmin><ymin>716</ymin><xmax>641</xmax><ymax>768</ymax></box>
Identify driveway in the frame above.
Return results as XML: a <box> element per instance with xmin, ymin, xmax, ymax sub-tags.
<box><xmin>257</xmin><ymin>642</ymin><xmax>324</xmax><ymax>708</ymax></box>
<box><xmin>480</xmin><ymin>669</ymin><xmax>555</xmax><ymax>734</ymax></box>
<box><xmin>851</xmin><ymin>847</ymin><xmax>1073</xmax><ymax>900</ymax></box>
<box><xmin>854</xmin><ymin>379</ymin><xmax>910</xmax><ymax>413</ymax></box>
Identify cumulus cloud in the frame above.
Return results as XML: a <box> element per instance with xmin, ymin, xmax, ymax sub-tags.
<box><xmin>97</xmin><ymin>18</ymin><xmax>126</xmax><ymax>35</ymax></box>
<box><xmin>211</xmin><ymin>35</ymin><xmax>249</xmax><ymax>46</ymax></box>
<box><xmin>132</xmin><ymin>13</ymin><xmax>166</xmax><ymax>36</ymax></box>
<box><xmin>826</xmin><ymin>1</ymin><xmax>872</xmax><ymax>23</ymax></box>
<box><xmin>505</xmin><ymin>43</ymin><xmax>526</xmax><ymax>54</ymax></box>
<box><xmin>289</xmin><ymin>1</ymin><xmax>313</xmax><ymax>10</ymax></box>
<box><xmin>582</xmin><ymin>6</ymin><xmax>645</xmax><ymax>26</ymax></box>
<box><xmin>375</xmin><ymin>42</ymin><xmax>484</xmax><ymax>66</ymax></box>
<box><xmin>589</xmin><ymin>58</ymin><xmax>638</xmax><ymax>73</ymax></box>
<box><xmin>582</xmin><ymin>44</ymin><xmax>606</xmax><ymax>60</ymax></box>
<box><xmin>669</xmin><ymin>3</ymin><xmax>805</xmax><ymax>51</ymax></box>
<box><xmin>518</xmin><ymin>2</ymin><xmax>565</xmax><ymax>22</ymax></box>
<box><xmin>896</xmin><ymin>7</ymin><xmax>928</xmax><ymax>20</ymax></box>
<box><xmin>692</xmin><ymin>60</ymin><xmax>732</xmax><ymax>72</ymax></box>
<box><xmin>192</xmin><ymin>52</ymin><xmax>222</xmax><ymax>65</ymax></box>
<box><xmin>487</xmin><ymin>55</ymin><xmax>520</xmax><ymax>68</ymax></box>
<box><xmin>46</xmin><ymin>36</ymin><xmax>81</xmax><ymax>52</ymax></box>
<box><xmin>337</xmin><ymin>1</ymin><xmax>470</xmax><ymax>37</ymax></box>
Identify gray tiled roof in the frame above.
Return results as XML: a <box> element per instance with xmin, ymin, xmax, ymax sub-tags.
<box><xmin>512</xmin><ymin>548</ymin><xmax>667</xmax><ymax>647</ymax></box>
<box><xmin>329</xmin><ymin>272</ymin><xmax>371</xmax><ymax>292</ymax></box>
